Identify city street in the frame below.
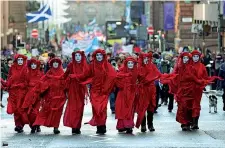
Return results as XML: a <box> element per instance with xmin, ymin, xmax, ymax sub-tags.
<box><xmin>1</xmin><ymin>92</ymin><xmax>225</xmax><ymax>148</ymax></box>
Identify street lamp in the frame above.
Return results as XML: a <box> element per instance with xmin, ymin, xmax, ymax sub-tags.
<box><xmin>218</xmin><ymin>1</ymin><xmax>222</xmax><ymax>54</ymax></box>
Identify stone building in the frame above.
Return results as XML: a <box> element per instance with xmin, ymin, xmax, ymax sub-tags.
<box><xmin>151</xmin><ymin>1</ymin><xmax>217</xmax><ymax>50</ymax></box>
<box><xmin>1</xmin><ymin>1</ymin><xmax>26</xmax><ymax>47</ymax></box>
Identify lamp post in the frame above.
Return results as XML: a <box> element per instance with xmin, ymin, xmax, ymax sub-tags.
<box><xmin>218</xmin><ymin>1</ymin><xmax>222</xmax><ymax>54</ymax></box>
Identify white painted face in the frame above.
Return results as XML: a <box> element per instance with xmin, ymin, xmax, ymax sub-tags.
<box><xmin>31</xmin><ymin>63</ymin><xmax>37</xmax><ymax>69</ymax></box>
<box><xmin>182</xmin><ymin>56</ymin><xmax>189</xmax><ymax>64</ymax></box>
<box><xmin>127</xmin><ymin>61</ymin><xmax>134</xmax><ymax>69</ymax></box>
<box><xmin>75</xmin><ymin>53</ymin><xmax>82</xmax><ymax>63</ymax></box>
<box><xmin>96</xmin><ymin>53</ymin><xmax>103</xmax><ymax>62</ymax></box>
<box><xmin>192</xmin><ymin>55</ymin><xmax>200</xmax><ymax>63</ymax></box>
<box><xmin>143</xmin><ymin>57</ymin><xmax>149</xmax><ymax>64</ymax></box>
<box><xmin>52</xmin><ymin>62</ymin><xmax>59</xmax><ymax>68</ymax></box>
<box><xmin>17</xmin><ymin>58</ymin><xmax>23</xmax><ymax>65</ymax></box>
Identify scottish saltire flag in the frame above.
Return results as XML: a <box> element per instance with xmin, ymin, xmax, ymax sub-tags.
<box><xmin>26</xmin><ymin>5</ymin><xmax>52</xmax><ymax>23</ymax></box>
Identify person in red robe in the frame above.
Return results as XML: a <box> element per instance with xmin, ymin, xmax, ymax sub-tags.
<box><xmin>32</xmin><ymin>58</ymin><xmax>67</xmax><ymax>134</ymax></box>
<box><xmin>135</xmin><ymin>53</ymin><xmax>161</xmax><ymax>132</ymax></box>
<box><xmin>162</xmin><ymin>52</ymin><xmax>209</xmax><ymax>131</ymax></box>
<box><xmin>115</xmin><ymin>57</ymin><xmax>138</xmax><ymax>134</ymax></box>
<box><xmin>6</xmin><ymin>54</ymin><xmax>28</xmax><ymax>133</ymax></box>
<box><xmin>22</xmin><ymin>58</ymin><xmax>44</xmax><ymax>133</ymax></box>
<box><xmin>191</xmin><ymin>50</ymin><xmax>208</xmax><ymax>130</ymax></box>
<box><xmin>70</xmin><ymin>49</ymin><xmax>116</xmax><ymax>134</ymax></box>
<box><xmin>62</xmin><ymin>51</ymin><xmax>89</xmax><ymax>134</ymax></box>
<box><xmin>191</xmin><ymin>50</ymin><xmax>213</xmax><ymax>129</ymax></box>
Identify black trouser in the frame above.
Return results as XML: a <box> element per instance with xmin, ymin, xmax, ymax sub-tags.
<box><xmin>109</xmin><ymin>87</ymin><xmax>119</xmax><ymax>112</ymax></box>
<box><xmin>168</xmin><ymin>93</ymin><xmax>174</xmax><ymax>111</ymax></box>
<box><xmin>161</xmin><ymin>85</ymin><xmax>174</xmax><ymax>110</ymax></box>
<box><xmin>155</xmin><ymin>85</ymin><xmax>160</xmax><ymax>111</ymax></box>
<box><xmin>1</xmin><ymin>89</ymin><xmax>3</xmax><ymax>103</ymax></box>
<box><xmin>141</xmin><ymin>111</ymin><xmax>154</xmax><ymax>128</ymax></box>
<box><xmin>222</xmin><ymin>88</ymin><xmax>225</xmax><ymax>105</ymax></box>
<box><xmin>161</xmin><ymin>85</ymin><xmax>168</xmax><ymax>104</ymax></box>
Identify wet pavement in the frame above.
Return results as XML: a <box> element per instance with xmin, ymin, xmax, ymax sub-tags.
<box><xmin>1</xmin><ymin>91</ymin><xmax>225</xmax><ymax>148</ymax></box>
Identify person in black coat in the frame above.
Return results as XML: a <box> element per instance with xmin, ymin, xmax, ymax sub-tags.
<box><xmin>218</xmin><ymin>62</ymin><xmax>225</xmax><ymax>111</ymax></box>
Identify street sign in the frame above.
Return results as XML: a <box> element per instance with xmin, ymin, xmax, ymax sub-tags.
<box><xmin>147</xmin><ymin>26</ymin><xmax>154</xmax><ymax>35</ymax></box>
<box><xmin>150</xmin><ymin>35</ymin><xmax>158</xmax><ymax>42</ymax></box>
<box><xmin>191</xmin><ymin>24</ymin><xmax>203</xmax><ymax>33</ymax></box>
<box><xmin>16</xmin><ymin>35</ymin><xmax>25</xmax><ymax>48</ymax></box>
<box><xmin>31</xmin><ymin>29</ymin><xmax>38</xmax><ymax>38</ymax></box>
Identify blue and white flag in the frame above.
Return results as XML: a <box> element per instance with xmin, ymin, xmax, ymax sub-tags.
<box><xmin>26</xmin><ymin>5</ymin><xmax>52</xmax><ymax>23</ymax></box>
<box><xmin>85</xmin><ymin>37</ymin><xmax>99</xmax><ymax>54</ymax></box>
<box><xmin>88</xmin><ymin>18</ymin><xmax>96</xmax><ymax>26</ymax></box>
<box><xmin>125</xmin><ymin>0</ymin><xmax>131</xmax><ymax>25</ymax></box>
<box><xmin>49</xmin><ymin>28</ymin><xmax>56</xmax><ymax>37</ymax></box>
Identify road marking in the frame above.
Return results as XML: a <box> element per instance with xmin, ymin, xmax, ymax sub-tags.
<box><xmin>89</xmin><ymin>134</ymin><xmax>123</xmax><ymax>144</ymax></box>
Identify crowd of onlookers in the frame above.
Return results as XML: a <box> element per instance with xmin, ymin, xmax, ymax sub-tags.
<box><xmin>1</xmin><ymin>44</ymin><xmax>225</xmax><ymax>111</ymax></box>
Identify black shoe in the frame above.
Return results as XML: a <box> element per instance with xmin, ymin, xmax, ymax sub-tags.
<box><xmin>101</xmin><ymin>125</ymin><xmax>106</xmax><ymax>134</ymax></box>
<box><xmin>15</xmin><ymin>126</ymin><xmax>23</xmax><ymax>133</ymax></box>
<box><xmin>191</xmin><ymin>125</ymin><xmax>199</xmax><ymax>130</ymax></box>
<box><xmin>96</xmin><ymin>126</ymin><xmax>101</xmax><ymax>134</ymax></box>
<box><xmin>0</xmin><ymin>104</ymin><xmax>5</xmax><ymax>108</ymax></box>
<box><xmin>182</xmin><ymin>125</ymin><xmax>190</xmax><ymax>131</ymax></box>
<box><xmin>191</xmin><ymin>117</ymin><xmax>199</xmax><ymax>130</ymax></box>
<box><xmin>168</xmin><ymin>110</ymin><xmax>172</xmax><ymax>112</ymax></box>
<box><xmin>36</xmin><ymin>126</ymin><xmax>41</xmax><ymax>132</ymax></box>
<box><xmin>17</xmin><ymin>127</ymin><xmax>24</xmax><ymax>133</ymax></box>
<box><xmin>182</xmin><ymin>126</ymin><xmax>188</xmax><ymax>131</ymax></box>
<box><xmin>96</xmin><ymin>126</ymin><xmax>106</xmax><ymax>134</ymax></box>
<box><xmin>118</xmin><ymin>129</ymin><xmax>126</xmax><ymax>133</ymax></box>
<box><xmin>14</xmin><ymin>126</ymin><xmax>20</xmax><ymax>132</ymax></box>
<box><xmin>141</xmin><ymin>125</ymin><xmax>147</xmax><ymax>133</ymax></box>
<box><xmin>148</xmin><ymin>126</ymin><xmax>155</xmax><ymax>132</ymax></box>
<box><xmin>53</xmin><ymin>128</ymin><xmax>60</xmax><ymax>134</ymax></box>
<box><xmin>154</xmin><ymin>110</ymin><xmax>158</xmax><ymax>113</ymax></box>
<box><xmin>72</xmin><ymin>128</ymin><xmax>81</xmax><ymax>134</ymax></box>
<box><xmin>126</xmin><ymin>128</ymin><xmax>133</xmax><ymax>134</ymax></box>
<box><xmin>111</xmin><ymin>111</ymin><xmax>115</xmax><ymax>114</ymax></box>
<box><xmin>31</xmin><ymin>126</ymin><xmax>36</xmax><ymax>134</ymax></box>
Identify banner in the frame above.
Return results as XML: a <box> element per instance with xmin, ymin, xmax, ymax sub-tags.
<box><xmin>62</xmin><ymin>38</ymin><xmax>99</xmax><ymax>56</ymax></box>
<box><xmin>141</xmin><ymin>15</ymin><xmax>147</xmax><ymax>26</ymax></box>
<box><xmin>125</xmin><ymin>0</ymin><xmax>131</xmax><ymax>25</ymax></box>
<box><xmin>223</xmin><ymin>2</ymin><xmax>225</xmax><ymax>15</ymax></box>
<box><xmin>164</xmin><ymin>2</ymin><xmax>175</xmax><ymax>30</ymax></box>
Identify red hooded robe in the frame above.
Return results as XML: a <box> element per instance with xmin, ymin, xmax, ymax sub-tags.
<box><xmin>22</xmin><ymin>58</ymin><xmax>44</xmax><ymax>127</ymax></box>
<box><xmin>135</xmin><ymin>53</ymin><xmax>161</xmax><ymax>128</ymax></box>
<box><xmin>6</xmin><ymin>54</ymin><xmax>29</xmax><ymax>127</ymax></box>
<box><xmin>115</xmin><ymin>57</ymin><xmax>138</xmax><ymax>130</ymax></box>
<box><xmin>71</xmin><ymin>49</ymin><xmax>117</xmax><ymax>126</ymax></box>
<box><xmin>33</xmin><ymin>58</ymin><xmax>66</xmax><ymax>128</ymax></box>
<box><xmin>191</xmin><ymin>50</ymin><xmax>208</xmax><ymax>117</ymax></box>
<box><xmin>87</xmin><ymin>49</ymin><xmax>116</xmax><ymax>126</ymax></box>
<box><xmin>167</xmin><ymin>52</ymin><xmax>204</xmax><ymax>125</ymax></box>
<box><xmin>63</xmin><ymin>51</ymin><xmax>89</xmax><ymax>129</ymax></box>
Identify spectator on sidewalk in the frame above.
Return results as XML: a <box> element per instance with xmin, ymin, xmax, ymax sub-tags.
<box><xmin>1</xmin><ymin>58</ymin><xmax>13</xmax><ymax>108</ymax></box>
<box><xmin>218</xmin><ymin>62</ymin><xmax>225</xmax><ymax>111</ymax></box>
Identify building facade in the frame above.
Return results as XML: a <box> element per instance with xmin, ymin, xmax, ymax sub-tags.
<box><xmin>151</xmin><ymin>1</ymin><xmax>217</xmax><ymax>51</ymax></box>
<box><xmin>1</xmin><ymin>1</ymin><xmax>26</xmax><ymax>48</ymax></box>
